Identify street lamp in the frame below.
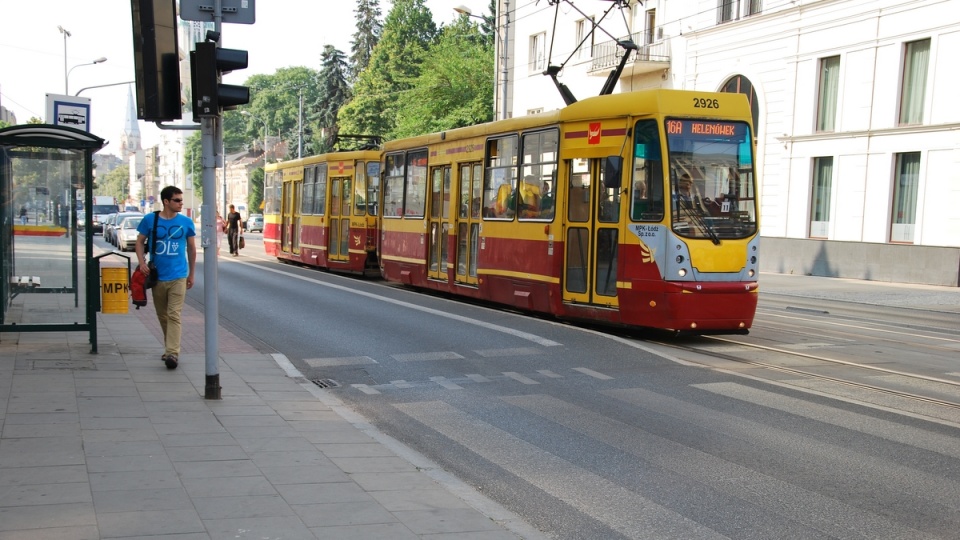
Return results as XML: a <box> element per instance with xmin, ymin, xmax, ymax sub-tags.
<box><xmin>58</xmin><ymin>25</ymin><xmax>71</xmax><ymax>94</ymax></box>
<box><xmin>454</xmin><ymin>5</ymin><xmax>510</xmax><ymax>120</ymax></box>
<box><xmin>66</xmin><ymin>57</ymin><xmax>108</xmax><ymax>95</ymax></box>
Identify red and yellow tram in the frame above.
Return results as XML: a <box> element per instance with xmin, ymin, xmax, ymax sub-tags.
<box><xmin>263</xmin><ymin>150</ymin><xmax>382</xmax><ymax>276</ymax></box>
<box><xmin>265</xmin><ymin>89</ymin><xmax>759</xmax><ymax>332</ymax></box>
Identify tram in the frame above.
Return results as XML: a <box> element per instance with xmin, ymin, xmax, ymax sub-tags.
<box><xmin>263</xmin><ymin>149</ymin><xmax>382</xmax><ymax>276</ymax></box>
<box><xmin>265</xmin><ymin>89</ymin><xmax>760</xmax><ymax>333</ymax></box>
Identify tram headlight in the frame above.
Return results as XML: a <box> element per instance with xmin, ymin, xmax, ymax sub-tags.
<box><xmin>748</xmin><ymin>269</ymin><xmax>755</xmax><ymax>277</ymax></box>
<box><xmin>678</xmin><ymin>268</ymin><xmax>687</xmax><ymax>277</ymax></box>
<box><xmin>750</xmin><ymin>256</ymin><xmax>757</xmax><ymax>264</ymax></box>
<box><xmin>676</xmin><ymin>255</ymin><xmax>684</xmax><ymax>264</ymax></box>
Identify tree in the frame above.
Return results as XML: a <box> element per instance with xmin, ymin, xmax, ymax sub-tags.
<box><xmin>393</xmin><ymin>16</ymin><xmax>494</xmax><ymax>137</ymax></box>
<box><xmin>98</xmin><ymin>163</ymin><xmax>130</xmax><ymax>202</ymax></box>
<box><xmin>350</xmin><ymin>0</ymin><xmax>382</xmax><ymax>81</ymax></box>
<box><xmin>339</xmin><ymin>0</ymin><xmax>437</xmax><ymax>138</ymax></box>
<box><xmin>241</xmin><ymin>67</ymin><xmax>321</xmax><ymax>160</ymax></box>
<box><xmin>248</xmin><ymin>166</ymin><xmax>263</xmax><ymax>214</ymax></box>
<box><xmin>310</xmin><ymin>45</ymin><xmax>352</xmax><ymax>155</ymax></box>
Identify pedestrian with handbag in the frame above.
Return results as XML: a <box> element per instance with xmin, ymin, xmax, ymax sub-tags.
<box><xmin>226</xmin><ymin>204</ymin><xmax>244</xmax><ymax>257</ymax></box>
<box><xmin>135</xmin><ymin>186</ymin><xmax>197</xmax><ymax>369</ymax></box>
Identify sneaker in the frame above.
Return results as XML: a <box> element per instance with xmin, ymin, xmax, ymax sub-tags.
<box><xmin>163</xmin><ymin>355</ymin><xmax>178</xmax><ymax>370</ymax></box>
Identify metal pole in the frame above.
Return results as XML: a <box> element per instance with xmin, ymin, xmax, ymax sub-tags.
<box><xmin>59</xmin><ymin>26</ymin><xmax>71</xmax><ymax>94</ymax></box>
<box><xmin>201</xmin><ymin>115</ymin><xmax>221</xmax><ymax>399</ymax></box>
<box><xmin>501</xmin><ymin>0</ymin><xmax>510</xmax><ymax>120</ymax></box>
<box><xmin>298</xmin><ymin>88</ymin><xmax>303</xmax><ymax>159</ymax></box>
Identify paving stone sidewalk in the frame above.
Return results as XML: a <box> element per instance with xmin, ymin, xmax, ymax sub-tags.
<box><xmin>0</xmin><ymin>300</ymin><xmax>544</xmax><ymax>540</ymax></box>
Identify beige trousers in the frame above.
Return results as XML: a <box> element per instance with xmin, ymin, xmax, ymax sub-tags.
<box><xmin>152</xmin><ymin>278</ymin><xmax>187</xmax><ymax>357</ymax></box>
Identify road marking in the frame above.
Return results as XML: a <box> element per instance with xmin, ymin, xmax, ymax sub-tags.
<box><xmin>352</xmin><ymin>384</ymin><xmax>380</xmax><ymax>395</ymax></box>
<box><xmin>244</xmin><ymin>263</ymin><xmax>563</xmax><ymax>347</ymax></box>
<box><xmin>466</xmin><ymin>374</ymin><xmax>491</xmax><ymax>383</ymax></box>
<box><xmin>573</xmin><ymin>367</ymin><xmax>614</xmax><ymax>380</ymax></box>
<box><xmin>537</xmin><ymin>370</ymin><xmax>563</xmax><ymax>378</ymax></box>
<box><xmin>475</xmin><ymin>347</ymin><xmax>544</xmax><ymax>358</ymax></box>
<box><xmin>304</xmin><ymin>356</ymin><xmax>377</xmax><ymax>367</ymax></box>
<box><xmin>395</xmin><ymin>400</ymin><xmax>724</xmax><ymax>539</ymax></box>
<box><xmin>503</xmin><ymin>372</ymin><xmax>539</xmax><ymax>385</ymax></box>
<box><xmin>391</xmin><ymin>380</ymin><xmax>414</xmax><ymax>389</ymax></box>
<box><xmin>393</xmin><ymin>351</ymin><xmax>465</xmax><ymax>362</ymax></box>
<box><xmin>430</xmin><ymin>376</ymin><xmax>463</xmax><ymax>390</ymax></box>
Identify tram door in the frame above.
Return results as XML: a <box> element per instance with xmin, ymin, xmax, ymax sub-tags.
<box><xmin>281</xmin><ymin>180</ymin><xmax>293</xmax><ymax>254</ymax></box>
<box><xmin>427</xmin><ymin>166</ymin><xmax>451</xmax><ymax>281</ymax></box>
<box><xmin>562</xmin><ymin>158</ymin><xmax>621</xmax><ymax>307</ymax></box>
<box><xmin>329</xmin><ymin>176</ymin><xmax>351</xmax><ymax>262</ymax></box>
<box><xmin>454</xmin><ymin>163</ymin><xmax>482</xmax><ymax>285</ymax></box>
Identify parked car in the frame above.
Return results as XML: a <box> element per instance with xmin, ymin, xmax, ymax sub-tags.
<box><xmin>106</xmin><ymin>212</ymin><xmax>142</xmax><ymax>246</ymax></box>
<box><xmin>115</xmin><ymin>215</ymin><xmax>143</xmax><ymax>252</ymax></box>
<box><xmin>101</xmin><ymin>214</ymin><xmax>118</xmax><ymax>243</ymax></box>
<box><xmin>246</xmin><ymin>214</ymin><xmax>263</xmax><ymax>233</ymax></box>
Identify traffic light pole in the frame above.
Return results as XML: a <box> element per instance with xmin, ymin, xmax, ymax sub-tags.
<box><xmin>201</xmin><ymin>116</ymin><xmax>221</xmax><ymax>399</ymax></box>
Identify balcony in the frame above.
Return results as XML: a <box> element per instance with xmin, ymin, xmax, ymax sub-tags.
<box><xmin>589</xmin><ymin>30</ymin><xmax>670</xmax><ymax>76</ymax></box>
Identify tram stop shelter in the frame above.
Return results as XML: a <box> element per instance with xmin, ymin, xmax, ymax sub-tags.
<box><xmin>0</xmin><ymin>124</ymin><xmax>110</xmax><ymax>351</ymax></box>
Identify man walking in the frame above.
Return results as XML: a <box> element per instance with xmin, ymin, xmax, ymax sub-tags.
<box><xmin>226</xmin><ymin>204</ymin><xmax>244</xmax><ymax>256</ymax></box>
<box><xmin>135</xmin><ymin>186</ymin><xmax>197</xmax><ymax>369</ymax></box>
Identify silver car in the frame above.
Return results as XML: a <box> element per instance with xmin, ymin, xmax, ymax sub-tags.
<box><xmin>115</xmin><ymin>215</ymin><xmax>143</xmax><ymax>252</ymax></box>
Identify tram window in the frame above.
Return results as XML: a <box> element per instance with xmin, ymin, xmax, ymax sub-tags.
<box><xmin>405</xmin><ymin>150</ymin><xmax>428</xmax><ymax>218</ymax></box>
<box><xmin>631</xmin><ymin>119</ymin><xmax>665</xmax><ymax>221</ymax></box>
<box><xmin>484</xmin><ymin>136</ymin><xmax>519</xmax><ymax>219</ymax></box>
<box><xmin>366</xmin><ymin>161</ymin><xmax>380</xmax><ymax>216</ymax></box>
<box><xmin>314</xmin><ymin>164</ymin><xmax>327</xmax><ymax>216</ymax></box>
<box><xmin>518</xmin><ymin>129</ymin><xmax>558</xmax><ymax>221</ymax></box>
<box><xmin>383</xmin><ymin>154</ymin><xmax>404</xmax><ymax>218</ymax></box>
<box><xmin>302</xmin><ymin>166</ymin><xmax>315</xmax><ymax>215</ymax></box>
<box><xmin>355</xmin><ymin>162</ymin><xmax>366</xmax><ymax>216</ymax></box>
<box><xmin>264</xmin><ymin>171</ymin><xmax>280</xmax><ymax>214</ymax></box>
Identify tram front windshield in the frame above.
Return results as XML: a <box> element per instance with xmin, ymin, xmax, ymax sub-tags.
<box><xmin>664</xmin><ymin>118</ymin><xmax>757</xmax><ymax>241</ymax></box>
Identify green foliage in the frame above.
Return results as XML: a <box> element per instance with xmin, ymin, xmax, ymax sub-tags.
<box><xmin>241</xmin><ymin>67</ymin><xmax>321</xmax><ymax>160</ymax></box>
<box><xmin>98</xmin><ymin>163</ymin><xmax>130</xmax><ymax>201</ymax></box>
<box><xmin>351</xmin><ymin>0</ymin><xmax>382</xmax><ymax>81</ymax></box>
<box><xmin>393</xmin><ymin>17</ymin><xmax>494</xmax><ymax>138</ymax></box>
<box><xmin>311</xmin><ymin>45</ymin><xmax>352</xmax><ymax>155</ymax></box>
<box><xmin>248</xmin><ymin>167</ymin><xmax>264</xmax><ymax>213</ymax></box>
<box><xmin>339</xmin><ymin>0</ymin><xmax>437</xmax><ymax>138</ymax></box>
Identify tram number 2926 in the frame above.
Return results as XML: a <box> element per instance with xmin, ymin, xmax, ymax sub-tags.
<box><xmin>693</xmin><ymin>98</ymin><xmax>720</xmax><ymax>109</ymax></box>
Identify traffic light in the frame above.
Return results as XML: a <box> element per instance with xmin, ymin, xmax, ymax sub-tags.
<box><xmin>190</xmin><ymin>41</ymin><xmax>250</xmax><ymax>119</ymax></box>
<box><xmin>130</xmin><ymin>0</ymin><xmax>181</xmax><ymax>121</ymax></box>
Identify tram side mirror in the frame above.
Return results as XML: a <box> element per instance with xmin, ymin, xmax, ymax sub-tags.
<box><xmin>603</xmin><ymin>156</ymin><xmax>622</xmax><ymax>189</ymax></box>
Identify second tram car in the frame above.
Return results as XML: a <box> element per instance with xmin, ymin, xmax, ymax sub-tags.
<box><xmin>264</xmin><ymin>89</ymin><xmax>759</xmax><ymax>333</ymax></box>
<box><xmin>263</xmin><ymin>150</ymin><xmax>382</xmax><ymax>275</ymax></box>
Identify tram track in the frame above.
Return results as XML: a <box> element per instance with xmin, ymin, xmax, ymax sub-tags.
<box><xmin>648</xmin><ymin>334</ymin><xmax>960</xmax><ymax>414</ymax></box>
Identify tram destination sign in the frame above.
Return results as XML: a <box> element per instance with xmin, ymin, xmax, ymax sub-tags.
<box><xmin>180</xmin><ymin>0</ymin><xmax>255</xmax><ymax>24</ymax></box>
<box><xmin>666</xmin><ymin>119</ymin><xmax>747</xmax><ymax>140</ymax></box>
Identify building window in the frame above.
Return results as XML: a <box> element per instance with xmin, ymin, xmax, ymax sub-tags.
<box><xmin>720</xmin><ymin>75</ymin><xmax>760</xmax><ymax>138</ymax></box>
<box><xmin>718</xmin><ymin>0</ymin><xmax>734</xmax><ymax>23</ymax></box>
<box><xmin>900</xmin><ymin>39</ymin><xmax>930</xmax><ymax>125</ymax></box>
<box><xmin>530</xmin><ymin>32</ymin><xmax>546</xmax><ymax>72</ymax></box>
<box><xmin>575</xmin><ymin>19</ymin><xmax>593</xmax><ymax>60</ymax></box>
<box><xmin>816</xmin><ymin>56</ymin><xmax>840</xmax><ymax>132</ymax></box>
<box><xmin>746</xmin><ymin>0</ymin><xmax>763</xmax><ymax>16</ymax></box>
<box><xmin>891</xmin><ymin>152</ymin><xmax>920</xmax><ymax>243</ymax></box>
<box><xmin>809</xmin><ymin>157</ymin><xmax>833</xmax><ymax>238</ymax></box>
<box><xmin>645</xmin><ymin>10</ymin><xmax>656</xmax><ymax>45</ymax></box>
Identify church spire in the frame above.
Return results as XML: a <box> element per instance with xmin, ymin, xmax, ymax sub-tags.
<box><xmin>120</xmin><ymin>85</ymin><xmax>142</xmax><ymax>158</ymax></box>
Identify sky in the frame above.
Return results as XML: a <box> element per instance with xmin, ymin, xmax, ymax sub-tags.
<box><xmin>0</xmin><ymin>0</ymin><xmax>490</xmax><ymax>156</ymax></box>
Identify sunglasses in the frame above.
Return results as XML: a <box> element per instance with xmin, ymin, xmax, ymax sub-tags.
<box><xmin>170</xmin><ymin>198</ymin><xmax>183</xmax><ymax>203</ymax></box>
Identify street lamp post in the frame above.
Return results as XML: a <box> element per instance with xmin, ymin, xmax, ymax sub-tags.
<box><xmin>66</xmin><ymin>57</ymin><xmax>108</xmax><ymax>95</ymax></box>
<box><xmin>454</xmin><ymin>3</ymin><xmax>510</xmax><ymax>120</ymax></box>
<box><xmin>58</xmin><ymin>25</ymin><xmax>71</xmax><ymax>94</ymax></box>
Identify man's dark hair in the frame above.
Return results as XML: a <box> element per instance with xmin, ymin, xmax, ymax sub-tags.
<box><xmin>160</xmin><ymin>185</ymin><xmax>183</xmax><ymax>202</ymax></box>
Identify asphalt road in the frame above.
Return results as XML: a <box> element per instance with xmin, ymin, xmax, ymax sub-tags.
<box><xmin>186</xmin><ymin>234</ymin><xmax>960</xmax><ymax>540</ymax></box>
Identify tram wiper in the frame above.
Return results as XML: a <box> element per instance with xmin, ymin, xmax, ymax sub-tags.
<box><xmin>681</xmin><ymin>203</ymin><xmax>721</xmax><ymax>245</ymax></box>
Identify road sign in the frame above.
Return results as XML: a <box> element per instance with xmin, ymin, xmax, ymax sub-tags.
<box><xmin>180</xmin><ymin>0</ymin><xmax>255</xmax><ymax>24</ymax></box>
<box><xmin>45</xmin><ymin>94</ymin><xmax>92</xmax><ymax>131</ymax></box>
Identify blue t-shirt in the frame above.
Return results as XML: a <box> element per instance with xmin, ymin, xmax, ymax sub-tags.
<box><xmin>137</xmin><ymin>212</ymin><xmax>196</xmax><ymax>281</ymax></box>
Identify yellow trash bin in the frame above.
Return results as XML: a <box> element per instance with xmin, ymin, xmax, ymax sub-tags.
<box><xmin>101</xmin><ymin>267</ymin><xmax>129</xmax><ymax>314</ymax></box>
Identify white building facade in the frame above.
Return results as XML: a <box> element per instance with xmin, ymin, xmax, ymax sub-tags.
<box><xmin>497</xmin><ymin>0</ymin><xmax>960</xmax><ymax>285</ymax></box>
